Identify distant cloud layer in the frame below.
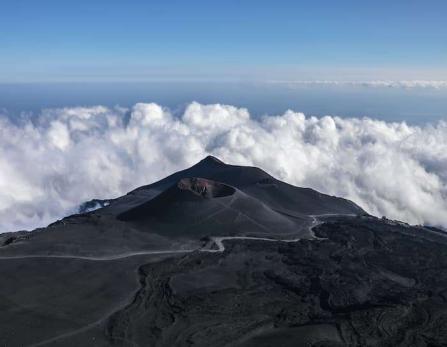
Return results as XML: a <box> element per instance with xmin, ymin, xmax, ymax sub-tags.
<box><xmin>270</xmin><ymin>80</ymin><xmax>447</xmax><ymax>89</ymax></box>
<box><xmin>1</xmin><ymin>102</ymin><xmax>447</xmax><ymax>232</ymax></box>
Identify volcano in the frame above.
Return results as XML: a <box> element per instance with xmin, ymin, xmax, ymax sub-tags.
<box><xmin>0</xmin><ymin>156</ymin><xmax>446</xmax><ymax>346</ymax></box>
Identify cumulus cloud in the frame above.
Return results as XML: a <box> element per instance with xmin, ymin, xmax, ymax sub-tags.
<box><xmin>270</xmin><ymin>80</ymin><xmax>447</xmax><ymax>89</ymax></box>
<box><xmin>0</xmin><ymin>102</ymin><xmax>447</xmax><ymax>232</ymax></box>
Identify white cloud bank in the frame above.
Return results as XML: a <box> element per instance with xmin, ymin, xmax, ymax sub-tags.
<box><xmin>270</xmin><ymin>80</ymin><xmax>447</xmax><ymax>89</ymax></box>
<box><xmin>1</xmin><ymin>102</ymin><xmax>447</xmax><ymax>232</ymax></box>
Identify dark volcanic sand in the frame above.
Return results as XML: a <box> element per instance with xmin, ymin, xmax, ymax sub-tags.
<box><xmin>1</xmin><ymin>157</ymin><xmax>446</xmax><ymax>346</ymax></box>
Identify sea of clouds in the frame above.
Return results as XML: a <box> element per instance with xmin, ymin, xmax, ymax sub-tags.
<box><xmin>1</xmin><ymin>102</ymin><xmax>446</xmax><ymax>233</ymax></box>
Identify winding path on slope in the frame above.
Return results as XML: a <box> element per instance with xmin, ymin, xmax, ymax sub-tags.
<box><xmin>200</xmin><ymin>213</ymin><xmax>355</xmax><ymax>252</ymax></box>
<box><xmin>0</xmin><ymin>249</ymin><xmax>193</xmax><ymax>261</ymax></box>
<box><xmin>0</xmin><ymin>214</ymin><xmax>356</xmax><ymax>261</ymax></box>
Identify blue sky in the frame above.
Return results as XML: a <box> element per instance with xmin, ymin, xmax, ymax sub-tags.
<box><xmin>1</xmin><ymin>0</ymin><xmax>446</xmax><ymax>82</ymax></box>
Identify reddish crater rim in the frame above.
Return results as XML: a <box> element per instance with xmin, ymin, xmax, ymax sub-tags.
<box><xmin>177</xmin><ymin>177</ymin><xmax>235</xmax><ymax>198</ymax></box>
